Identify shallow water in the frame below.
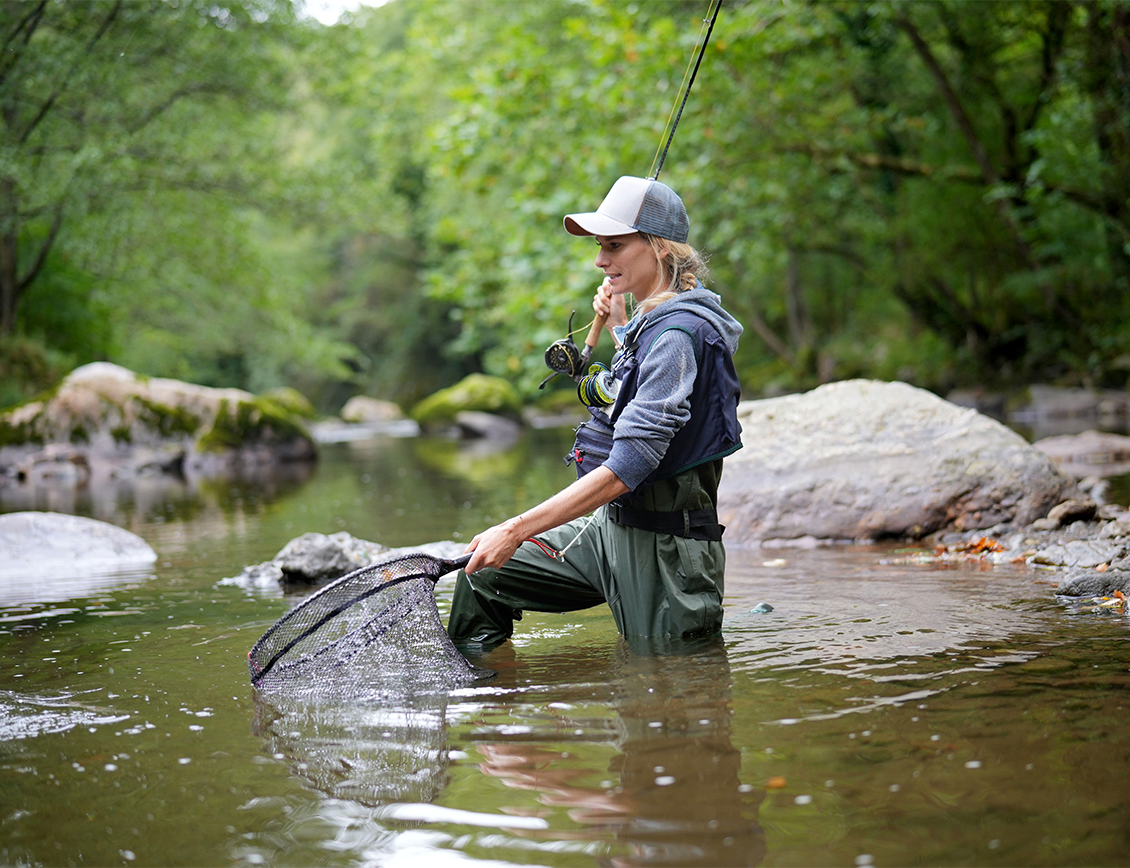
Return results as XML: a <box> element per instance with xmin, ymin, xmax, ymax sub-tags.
<box><xmin>2</xmin><ymin>430</ymin><xmax>1130</xmax><ymax>867</ymax></box>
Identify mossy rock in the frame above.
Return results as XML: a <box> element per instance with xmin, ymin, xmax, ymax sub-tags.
<box><xmin>410</xmin><ymin>374</ymin><xmax>523</xmax><ymax>428</ymax></box>
<box><xmin>0</xmin><ymin>363</ymin><xmax>316</xmax><ymax>474</ymax></box>
<box><xmin>196</xmin><ymin>396</ymin><xmax>313</xmax><ymax>454</ymax></box>
<box><xmin>259</xmin><ymin>386</ymin><xmax>318</xmax><ymax>420</ymax></box>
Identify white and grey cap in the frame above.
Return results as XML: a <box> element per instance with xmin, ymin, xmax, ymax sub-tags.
<box><xmin>563</xmin><ymin>176</ymin><xmax>689</xmax><ymax>243</ymax></box>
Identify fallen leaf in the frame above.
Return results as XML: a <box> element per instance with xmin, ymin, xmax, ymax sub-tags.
<box><xmin>765</xmin><ymin>776</ymin><xmax>787</xmax><ymax>789</ymax></box>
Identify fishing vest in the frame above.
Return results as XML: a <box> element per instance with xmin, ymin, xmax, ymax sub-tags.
<box><xmin>568</xmin><ymin>308</ymin><xmax>742</xmax><ymax>486</ymax></box>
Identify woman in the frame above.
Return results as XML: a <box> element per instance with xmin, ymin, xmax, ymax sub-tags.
<box><xmin>447</xmin><ymin>175</ymin><xmax>743</xmax><ymax>648</ymax></box>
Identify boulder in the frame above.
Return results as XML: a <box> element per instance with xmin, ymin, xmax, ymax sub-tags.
<box><xmin>718</xmin><ymin>380</ymin><xmax>1080</xmax><ymax>544</ymax></box>
<box><xmin>410</xmin><ymin>374</ymin><xmax>523</xmax><ymax>431</ymax></box>
<box><xmin>454</xmin><ymin>410</ymin><xmax>522</xmax><ymax>443</ymax></box>
<box><xmin>0</xmin><ymin>362</ymin><xmax>316</xmax><ymax>483</ymax></box>
<box><xmin>1033</xmin><ymin>429</ymin><xmax>1130</xmax><ymax>478</ymax></box>
<box><xmin>223</xmin><ymin>533</ymin><xmax>465</xmax><ymax>589</ymax></box>
<box><xmin>0</xmin><ymin>511</ymin><xmax>157</xmax><ymax>605</ymax></box>
<box><xmin>340</xmin><ymin>396</ymin><xmax>404</xmax><ymax>424</ymax></box>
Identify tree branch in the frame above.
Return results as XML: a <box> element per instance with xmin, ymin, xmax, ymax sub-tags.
<box><xmin>17</xmin><ymin>0</ymin><xmax>123</xmax><ymax>147</ymax></box>
<box><xmin>17</xmin><ymin>202</ymin><xmax>65</xmax><ymax>293</ymax></box>
<box><xmin>782</xmin><ymin>142</ymin><xmax>982</xmax><ymax>181</ymax></box>
<box><xmin>894</xmin><ymin>12</ymin><xmax>999</xmax><ymax>185</ymax></box>
<box><xmin>0</xmin><ymin>0</ymin><xmax>47</xmax><ymax>89</ymax></box>
<box><xmin>784</xmin><ymin>141</ymin><xmax>1113</xmax><ymax>224</ymax></box>
<box><xmin>1023</xmin><ymin>2</ymin><xmax>1071</xmax><ymax>136</ymax></box>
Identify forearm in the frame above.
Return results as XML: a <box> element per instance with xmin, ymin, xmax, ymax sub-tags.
<box><xmin>515</xmin><ymin>467</ymin><xmax>629</xmax><ymax>538</ymax></box>
<box><xmin>464</xmin><ymin>467</ymin><xmax>629</xmax><ymax>572</ymax></box>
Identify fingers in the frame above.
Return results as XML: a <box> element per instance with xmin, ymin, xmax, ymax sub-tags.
<box><xmin>592</xmin><ymin>277</ymin><xmax>612</xmax><ymax>316</ymax></box>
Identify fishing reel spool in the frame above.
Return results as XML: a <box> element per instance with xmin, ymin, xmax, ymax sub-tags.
<box><xmin>577</xmin><ymin>363</ymin><xmax>619</xmax><ymax>408</ymax></box>
<box><xmin>540</xmin><ymin>311</ymin><xmax>586</xmax><ymax>388</ymax></box>
<box><xmin>539</xmin><ymin>309</ymin><xmax>607</xmax><ymax>389</ymax></box>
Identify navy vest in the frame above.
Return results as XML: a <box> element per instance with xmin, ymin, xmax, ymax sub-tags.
<box><xmin>607</xmin><ymin>308</ymin><xmax>742</xmax><ymax>486</ymax></box>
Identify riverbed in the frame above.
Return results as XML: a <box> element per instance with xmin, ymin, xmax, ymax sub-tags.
<box><xmin>2</xmin><ymin>429</ymin><xmax>1129</xmax><ymax>867</ymax></box>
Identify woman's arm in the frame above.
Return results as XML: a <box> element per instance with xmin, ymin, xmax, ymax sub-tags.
<box><xmin>463</xmin><ymin>466</ymin><xmax>629</xmax><ymax>573</ymax></box>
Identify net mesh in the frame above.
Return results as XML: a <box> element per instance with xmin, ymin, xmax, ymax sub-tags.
<box><xmin>249</xmin><ymin>552</ymin><xmax>490</xmax><ymax>699</ymax></box>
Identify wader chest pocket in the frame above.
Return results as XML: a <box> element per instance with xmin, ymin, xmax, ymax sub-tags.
<box><xmin>565</xmin><ymin>419</ymin><xmax>613</xmax><ymax>478</ymax></box>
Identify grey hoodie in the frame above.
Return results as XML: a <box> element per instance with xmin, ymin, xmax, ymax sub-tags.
<box><xmin>604</xmin><ymin>285</ymin><xmax>743</xmax><ymax>491</ymax></box>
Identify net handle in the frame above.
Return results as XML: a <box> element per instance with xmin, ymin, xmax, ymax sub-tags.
<box><xmin>249</xmin><ymin>552</ymin><xmax>471</xmax><ymax>686</ymax></box>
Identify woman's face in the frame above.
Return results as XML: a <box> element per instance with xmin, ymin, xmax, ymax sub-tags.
<box><xmin>594</xmin><ymin>234</ymin><xmax>663</xmax><ymax>305</ymax></box>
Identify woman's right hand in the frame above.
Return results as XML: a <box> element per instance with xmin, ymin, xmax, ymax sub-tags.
<box><xmin>593</xmin><ymin>277</ymin><xmax>627</xmax><ymax>332</ymax></box>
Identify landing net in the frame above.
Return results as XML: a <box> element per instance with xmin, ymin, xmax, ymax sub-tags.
<box><xmin>248</xmin><ymin>552</ymin><xmax>489</xmax><ymax>698</ymax></box>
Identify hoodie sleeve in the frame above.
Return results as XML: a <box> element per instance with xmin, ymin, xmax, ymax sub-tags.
<box><xmin>603</xmin><ymin>327</ymin><xmax>696</xmax><ymax>491</ymax></box>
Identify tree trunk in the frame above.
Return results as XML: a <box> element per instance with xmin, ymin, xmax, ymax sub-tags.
<box><xmin>1086</xmin><ymin>4</ymin><xmax>1130</xmax><ymax>292</ymax></box>
<box><xmin>0</xmin><ymin>179</ymin><xmax>17</xmax><ymax>337</ymax></box>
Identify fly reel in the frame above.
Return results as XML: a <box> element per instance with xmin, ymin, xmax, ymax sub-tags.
<box><xmin>539</xmin><ymin>308</ymin><xmax>609</xmax><ymax>389</ymax></box>
<box><xmin>540</xmin><ymin>311</ymin><xmax>588</xmax><ymax>388</ymax></box>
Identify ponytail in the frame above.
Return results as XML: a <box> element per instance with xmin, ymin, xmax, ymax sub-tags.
<box><xmin>639</xmin><ymin>234</ymin><xmax>710</xmax><ymax>313</ymax></box>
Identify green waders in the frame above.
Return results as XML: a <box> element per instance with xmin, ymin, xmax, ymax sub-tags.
<box><xmin>447</xmin><ymin>461</ymin><xmax>726</xmax><ymax>645</ymax></box>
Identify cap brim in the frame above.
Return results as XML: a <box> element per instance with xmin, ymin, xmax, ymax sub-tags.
<box><xmin>563</xmin><ymin>212</ymin><xmax>637</xmax><ymax>237</ymax></box>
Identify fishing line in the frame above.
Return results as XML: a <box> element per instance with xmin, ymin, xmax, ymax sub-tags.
<box><xmin>648</xmin><ymin>0</ymin><xmax>723</xmax><ymax>181</ymax></box>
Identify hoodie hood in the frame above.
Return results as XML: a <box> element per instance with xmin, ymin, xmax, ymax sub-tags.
<box><xmin>615</xmin><ymin>283</ymin><xmax>743</xmax><ymax>355</ymax></box>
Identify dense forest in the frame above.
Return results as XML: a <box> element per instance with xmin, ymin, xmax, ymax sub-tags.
<box><xmin>2</xmin><ymin>0</ymin><xmax>1128</xmax><ymax>413</ymax></box>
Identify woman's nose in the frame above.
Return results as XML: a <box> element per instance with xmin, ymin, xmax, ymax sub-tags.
<box><xmin>594</xmin><ymin>248</ymin><xmax>609</xmax><ymax>267</ymax></box>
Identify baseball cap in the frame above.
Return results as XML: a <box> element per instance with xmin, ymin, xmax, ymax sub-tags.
<box><xmin>563</xmin><ymin>176</ymin><xmax>689</xmax><ymax>243</ymax></box>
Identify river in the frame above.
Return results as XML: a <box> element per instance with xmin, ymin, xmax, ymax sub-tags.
<box><xmin>2</xmin><ymin>427</ymin><xmax>1129</xmax><ymax>867</ymax></box>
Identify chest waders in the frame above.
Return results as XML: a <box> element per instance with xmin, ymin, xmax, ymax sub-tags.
<box><xmin>447</xmin><ymin>312</ymin><xmax>738</xmax><ymax>647</ymax></box>
<box><xmin>445</xmin><ymin>460</ymin><xmax>727</xmax><ymax>648</ymax></box>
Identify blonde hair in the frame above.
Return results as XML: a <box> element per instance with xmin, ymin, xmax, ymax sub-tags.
<box><xmin>638</xmin><ymin>233</ymin><xmax>710</xmax><ymax>314</ymax></box>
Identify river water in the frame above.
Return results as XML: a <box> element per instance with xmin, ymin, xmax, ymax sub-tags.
<box><xmin>2</xmin><ymin>428</ymin><xmax>1129</xmax><ymax>867</ymax></box>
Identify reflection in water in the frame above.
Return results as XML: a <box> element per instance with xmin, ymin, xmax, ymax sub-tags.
<box><xmin>253</xmin><ymin>690</ymin><xmax>454</xmax><ymax>806</ymax></box>
<box><xmin>471</xmin><ymin>637</ymin><xmax>766</xmax><ymax>867</ymax></box>
<box><xmin>0</xmin><ymin>458</ymin><xmax>315</xmax><ymax>560</ymax></box>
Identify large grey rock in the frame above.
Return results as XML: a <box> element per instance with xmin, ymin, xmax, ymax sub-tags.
<box><xmin>718</xmin><ymin>380</ymin><xmax>1079</xmax><ymax>544</ymax></box>
<box><xmin>1055</xmin><ymin>568</ymin><xmax>1130</xmax><ymax>598</ymax></box>
<box><xmin>0</xmin><ymin>511</ymin><xmax>157</xmax><ymax>605</ymax></box>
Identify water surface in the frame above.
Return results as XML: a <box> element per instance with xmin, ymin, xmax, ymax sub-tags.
<box><xmin>2</xmin><ymin>430</ymin><xmax>1128</xmax><ymax>867</ymax></box>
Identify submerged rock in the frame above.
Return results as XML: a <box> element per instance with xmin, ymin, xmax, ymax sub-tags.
<box><xmin>718</xmin><ymin>380</ymin><xmax>1080</xmax><ymax>544</ymax></box>
<box><xmin>224</xmin><ymin>532</ymin><xmax>464</xmax><ymax>589</ymax></box>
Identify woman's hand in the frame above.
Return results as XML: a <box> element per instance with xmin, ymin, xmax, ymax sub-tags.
<box><xmin>462</xmin><ymin>467</ymin><xmax>630</xmax><ymax>575</ymax></box>
<box><xmin>593</xmin><ymin>277</ymin><xmax>627</xmax><ymax>334</ymax></box>
<box><xmin>463</xmin><ymin>516</ymin><xmax>526</xmax><ymax>574</ymax></box>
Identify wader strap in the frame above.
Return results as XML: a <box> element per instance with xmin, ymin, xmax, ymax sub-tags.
<box><xmin>607</xmin><ymin>502</ymin><xmax>724</xmax><ymax>542</ymax></box>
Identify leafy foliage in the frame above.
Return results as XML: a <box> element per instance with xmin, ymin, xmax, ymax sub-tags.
<box><xmin>2</xmin><ymin>0</ymin><xmax>1128</xmax><ymax>413</ymax></box>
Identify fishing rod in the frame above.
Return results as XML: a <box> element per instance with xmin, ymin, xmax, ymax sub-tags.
<box><xmin>649</xmin><ymin>0</ymin><xmax>723</xmax><ymax>181</ymax></box>
<box><xmin>542</xmin><ymin>0</ymin><xmax>723</xmax><ymax>392</ymax></box>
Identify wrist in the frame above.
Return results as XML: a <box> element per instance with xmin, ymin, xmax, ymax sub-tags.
<box><xmin>504</xmin><ymin>513</ymin><xmax>528</xmax><ymax>539</ymax></box>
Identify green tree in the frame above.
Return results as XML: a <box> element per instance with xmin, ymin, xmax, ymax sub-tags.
<box><xmin>0</xmin><ymin>0</ymin><xmax>355</xmax><ymax>399</ymax></box>
<box><xmin>385</xmin><ymin>0</ymin><xmax>1130</xmax><ymax>395</ymax></box>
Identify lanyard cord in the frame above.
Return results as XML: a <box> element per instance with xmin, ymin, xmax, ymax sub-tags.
<box><xmin>649</xmin><ymin>0</ymin><xmax>723</xmax><ymax>181</ymax></box>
